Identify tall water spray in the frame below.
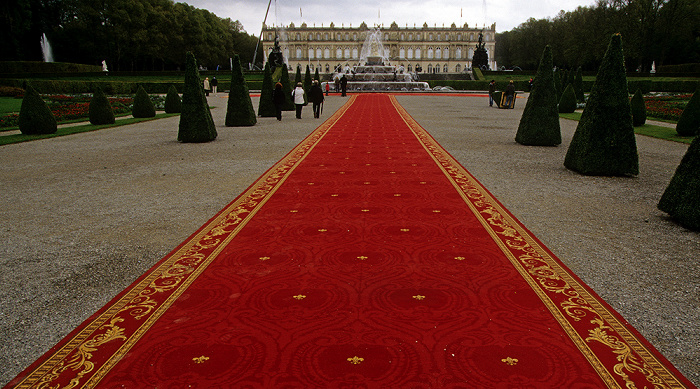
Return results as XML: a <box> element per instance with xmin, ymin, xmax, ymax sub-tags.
<box><xmin>41</xmin><ymin>33</ymin><xmax>54</xmax><ymax>62</ymax></box>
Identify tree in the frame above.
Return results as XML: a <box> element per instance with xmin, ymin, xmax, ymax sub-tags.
<box><xmin>564</xmin><ymin>34</ymin><xmax>639</xmax><ymax>176</ymax></box>
<box><xmin>280</xmin><ymin>65</ymin><xmax>295</xmax><ymax>111</ymax></box>
<box><xmin>258</xmin><ymin>62</ymin><xmax>276</xmax><ymax>117</ymax></box>
<box><xmin>658</xmin><ymin>134</ymin><xmax>700</xmax><ymax>230</ymax></box>
<box><xmin>225</xmin><ymin>54</ymin><xmax>256</xmax><ymax>126</ymax></box>
<box><xmin>178</xmin><ymin>51</ymin><xmax>217</xmax><ymax>142</ymax></box>
<box><xmin>559</xmin><ymin>84</ymin><xmax>578</xmax><ymax>113</ymax></box>
<box><xmin>19</xmin><ymin>84</ymin><xmax>57</xmax><ymax>135</ymax></box>
<box><xmin>132</xmin><ymin>85</ymin><xmax>155</xmax><ymax>118</ymax></box>
<box><xmin>676</xmin><ymin>87</ymin><xmax>700</xmax><ymax>136</ymax></box>
<box><xmin>630</xmin><ymin>89</ymin><xmax>646</xmax><ymax>126</ymax></box>
<box><xmin>89</xmin><ymin>87</ymin><xmax>115</xmax><ymax>125</ymax></box>
<box><xmin>164</xmin><ymin>85</ymin><xmax>182</xmax><ymax>114</ymax></box>
<box><xmin>515</xmin><ymin>45</ymin><xmax>561</xmax><ymax>146</ymax></box>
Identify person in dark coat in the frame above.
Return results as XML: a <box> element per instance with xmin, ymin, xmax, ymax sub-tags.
<box><xmin>272</xmin><ymin>82</ymin><xmax>285</xmax><ymax>121</ymax></box>
<box><xmin>340</xmin><ymin>74</ymin><xmax>348</xmax><ymax>97</ymax></box>
<box><xmin>505</xmin><ymin>80</ymin><xmax>516</xmax><ymax>108</ymax></box>
<box><xmin>309</xmin><ymin>80</ymin><xmax>325</xmax><ymax>119</ymax></box>
<box><xmin>488</xmin><ymin>80</ymin><xmax>496</xmax><ymax>107</ymax></box>
<box><xmin>211</xmin><ymin>77</ymin><xmax>218</xmax><ymax>94</ymax></box>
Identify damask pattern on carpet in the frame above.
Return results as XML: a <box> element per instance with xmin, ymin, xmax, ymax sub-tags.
<box><xmin>6</xmin><ymin>94</ymin><xmax>694</xmax><ymax>388</ymax></box>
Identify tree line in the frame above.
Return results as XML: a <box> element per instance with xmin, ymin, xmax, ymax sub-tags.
<box><xmin>0</xmin><ymin>0</ymin><xmax>263</xmax><ymax>71</ymax></box>
<box><xmin>495</xmin><ymin>0</ymin><xmax>699</xmax><ymax>71</ymax></box>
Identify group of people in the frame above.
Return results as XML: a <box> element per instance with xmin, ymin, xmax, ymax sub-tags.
<box><xmin>203</xmin><ymin>77</ymin><xmax>218</xmax><ymax>96</ymax></box>
<box><xmin>272</xmin><ymin>79</ymin><xmax>339</xmax><ymax>121</ymax></box>
<box><xmin>488</xmin><ymin>79</ymin><xmax>516</xmax><ymax>108</ymax></box>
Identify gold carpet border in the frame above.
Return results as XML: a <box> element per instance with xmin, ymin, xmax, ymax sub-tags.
<box><xmin>390</xmin><ymin>95</ymin><xmax>687</xmax><ymax>389</ymax></box>
<box><xmin>13</xmin><ymin>96</ymin><xmax>357</xmax><ymax>389</ymax></box>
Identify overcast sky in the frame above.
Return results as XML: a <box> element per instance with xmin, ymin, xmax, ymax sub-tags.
<box><xmin>179</xmin><ymin>0</ymin><xmax>597</xmax><ymax>35</ymax></box>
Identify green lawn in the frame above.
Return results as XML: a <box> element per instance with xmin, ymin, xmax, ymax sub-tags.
<box><xmin>0</xmin><ymin>113</ymin><xmax>179</xmax><ymax>146</ymax></box>
<box><xmin>559</xmin><ymin>112</ymin><xmax>693</xmax><ymax>144</ymax></box>
<box><xmin>0</xmin><ymin>97</ymin><xmax>23</xmax><ymax>114</ymax></box>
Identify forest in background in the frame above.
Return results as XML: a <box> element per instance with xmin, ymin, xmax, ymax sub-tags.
<box><xmin>0</xmin><ymin>0</ymin><xmax>262</xmax><ymax>71</ymax></box>
<box><xmin>496</xmin><ymin>0</ymin><xmax>699</xmax><ymax>71</ymax></box>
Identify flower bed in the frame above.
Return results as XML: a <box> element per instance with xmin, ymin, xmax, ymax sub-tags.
<box><xmin>644</xmin><ymin>94</ymin><xmax>691</xmax><ymax>122</ymax></box>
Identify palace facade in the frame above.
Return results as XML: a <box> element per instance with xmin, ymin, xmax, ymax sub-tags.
<box><xmin>261</xmin><ymin>21</ymin><xmax>496</xmax><ymax>75</ymax></box>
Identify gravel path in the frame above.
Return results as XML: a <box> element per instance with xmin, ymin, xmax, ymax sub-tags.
<box><xmin>1</xmin><ymin>93</ymin><xmax>698</xmax><ymax>387</ymax></box>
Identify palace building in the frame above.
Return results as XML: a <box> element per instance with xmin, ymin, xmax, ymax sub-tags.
<box><xmin>261</xmin><ymin>21</ymin><xmax>496</xmax><ymax>75</ymax></box>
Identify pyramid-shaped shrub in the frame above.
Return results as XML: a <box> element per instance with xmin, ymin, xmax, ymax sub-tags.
<box><xmin>280</xmin><ymin>65</ymin><xmax>295</xmax><ymax>111</ymax></box>
<box><xmin>676</xmin><ymin>87</ymin><xmax>700</xmax><ymax>136</ymax></box>
<box><xmin>303</xmin><ymin>65</ymin><xmax>312</xmax><ymax>105</ymax></box>
<box><xmin>19</xmin><ymin>84</ymin><xmax>57</xmax><ymax>134</ymax></box>
<box><xmin>294</xmin><ymin>65</ymin><xmax>302</xmax><ymax>85</ymax></box>
<box><xmin>630</xmin><ymin>89</ymin><xmax>646</xmax><ymax>127</ymax></box>
<box><xmin>559</xmin><ymin>84</ymin><xmax>578</xmax><ymax>114</ymax></box>
<box><xmin>564</xmin><ymin>34</ymin><xmax>638</xmax><ymax>176</ymax></box>
<box><xmin>258</xmin><ymin>62</ymin><xmax>276</xmax><ymax>117</ymax></box>
<box><xmin>89</xmin><ymin>87</ymin><xmax>115</xmax><ymax>125</ymax></box>
<box><xmin>164</xmin><ymin>85</ymin><xmax>182</xmax><ymax>113</ymax></box>
<box><xmin>178</xmin><ymin>51</ymin><xmax>217</xmax><ymax>142</ymax></box>
<box><xmin>658</xmin><ymin>135</ymin><xmax>700</xmax><ymax>230</ymax></box>
<box><xmin>132</xmin><ymin>85</ymin><xmax>156</xmax><ymax>118</ymax></box>
<box><xmin>515</xmin><ymin>45</ymin><xmax>561</xmax><ymax>146</ymax></box>
<box><xmin>225</xmin><ymin>54</ymin><xmax>256</xmax><ymax>126</ymax></box>
<box><xmin>574</xmin><ymin>67</ymin><xmax>585</xmax><ymax>102</ymax></box>
<box><xmin>554</xmin><ymin>68</ymin><xmax>563</xmax><ymax>102</ymax></box>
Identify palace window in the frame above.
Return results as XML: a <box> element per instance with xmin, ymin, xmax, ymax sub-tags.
<box><xmin>415</xmin><ymin>48</ymin><xmax>421</xmax><ymax>59</ymax></box>
<box><xmin>437</xmin><ymin>34</ymin><xmax>441</xmax><ymax>41</ymax></box>
<box><xmin>469</xmin><ymin>33</ymin><xmax>474</xmax><ymax>41</ymax></box>
<box><xmin>296</xmin><ymin>33</ymin><xmax>301</xmax><ymax>40</ymax></box>
<box><xmin>296</xmin><ymin>48</ymin><xmax>302</xmax><ymax>58</ymax></box>
<box><xmin>399</xmin><ymin>48</ymin><xmax>405</xmax><ymax>58</ymax></box>
<box><xmin>284</xmin><ymin>48</ymin><xmax>289</xmax><ymax>59</ymax></box>
<box><xmin>427</xmin><ymin>64</ymin><xmax>433</xmax><ymax>72</ymax></box>
<box><xmin>317</xmin><ymin>48</ymin><xmax>322</xmax><ymax>58</ymax></box>
<box><xmin>316</xmin><ymin>33</ymin><xmax>321</xmax><ymax>40</ymax></box>
<box><xmin>457</xmin><ymin>33</ymin><xmax>462</xmax><ymax>40</ymax></box>
<box><xmin>407</xmin><ymin>48</ymin><xmax>413</xmax><ymax>59</ymax></box>
<box><xmin>444</xmin><ymin>47</ymin><xmax>449</xmax><ymax>59</ymax></box>
<box><xmin>408</xmin><ymin>33</ymin><xmax>413</xmax><ymax>41</ymax></box>
<box><xmin>456</xmin><ymin>47</ymin><xmax>462</xmax><ymax>59</ymax></box>
<box><xmin>337</xmin><ymin>48</ymin><xmax>343</xmax><ymax>58</ymax></box>
<box><xmin>408</xmin><ymin>64</ymin><xmax>412</xmax><ymax>72</ymax></box>
<box><xmin>429</xmin><ymin>33</ymin><xmax>433</xmax><ymax>41</ymax></box>
<box><xmin>416</xmin><ymin>33</ymin><xmax>421</xmax><ymax>40</ymax></box>
<box><xmin>384</xmin><ymin>33</ymin><xmax>389</xmax><ymax>40</ymax></box>
<box><xmin>324</xmin><ymin>48</ymin><xmax>330</xmax><ymax>58</ymax></box>
<box><xmin>345</xmin><ymin>33</ymin><xmax>349</xmax><ymax>40</ymax></box>
<box><xmin>309</xmin><ymin>48</ymin><xmax>314</xmax><ymax>59</ymax></box>
<box><xmin>326</xmin><ymin>64</ymin><xmax>330</xmax><ymax>72</ymax></box>
<box><xmin>443</xmin><ymin>64</ymin><xmax>448</xmax><ymax>72</ymax></box>
<box><xmin>337</xmin><ymin>33</ymin><xmax>341</xmax><ymax>40</ymax></box>
<box><xmin>468</xmin><ymin>48</ymin><xmax>474</xmax><ymax>60</ymax></box>
<box><xmin>455</xmin><ymin>64</ymin><xmax>461</xmax><ymax>72</ymax></box>
<box><xmin>268</xmin><ymin>33</ymin><xmax>274</xmax><ymax>41</ymax></box>
<box><xmin>427</xmin><ymin>48</ymin><xmax>434</xmax><ymax>59</ymax></box>
<box><xmin>344</xmin><ymin>48</ymin><xmax>350</xmax><ymax>58</ymax></box>
<box><xmin>400</xmin><ymin>33</ymin><xmax>405</xmax><ymax>40</ymax></box>
<box><xmin>435</xmin><ymin>48</ymin><xmax>441</xmax><ymax>59</ymax></box>
<box><xmin>352</xmin><ymin>48</ymin><xmax>359</xmax><ymax>58</ymax></box>
<box><xmin>353</xmin><ymin>33</ymin><xmax>358</xmax><ymax>40</ymax></box>
<box><xmin>324</xmin><ymin>33</ymin><xmax>329</xmax><ymax>40</ymax></box>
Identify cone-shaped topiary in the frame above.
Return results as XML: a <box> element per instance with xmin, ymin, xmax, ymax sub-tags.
<box><xmin>19</xmin><ymin>84</ymin><xmax>57</xmax><ymax>134</ymax></box>
<box><xmin>164</xmin><ymin>85</ymin><xmax>182</xmax><ymax>114</ymax></box>
<box><xmin>178</xmin><ymin>51</ymin><xmax>217</xmax><ymax>143</ymax></box>
<box><xmin>658</xmin><ymin>135</ymin><xmax>700</xmax><ymax>230</ymax></box>
<box><xmin>676</xmin><ymin>87</ymin><xmax>700</xmax><ymax>136</ymax></box>
<box><xmin>574</xmin><ymin>67</ymin><xmax>585</xmax><ymax>102</ymax></box>
<box><xmin>132</xmin><ymin>85</ymin><xmax>156</xmax><ymax>118</ymax></box>
<box><xmin>559</xmin><ymin>84</ymin><xmax>578</xmax><ymax>113</ymax></box>
<box><xmin>314</xmin><ymin>67</ymin><xmax>320</xmax><ymax>83</ymax></box>
<box><xmin>294</xmin><ymin>65</ymin><xmax>302</xmax><ymax>86</ymax></box>
<box><xmin>258</xmin><ymin>62</ymin><xmax>276</xmax><ymax>117</ymax></box>
<box><xmin>515</xmin><ymin>45</ymin><xmax>561</xmax><ymax>146</ymax></box>
<box><xmin>280</xmin><ymin>64</ymin><xmax>295</xmax><ymax>111</ymax></box>
<box><xmin>554</xmin><ymin>68</ymin><xmax>563</xmax><ymax>102</ymax></box>
<box><xmin>225</xmin><ymin>54</ymin><xmax>257</xmax><ymax>126</ymax></box>
<box><xmin>89</xmin><ymin>87</ymin><xmax>115</xmax><ymax>125</ymax></box>
<box><xmin>303</xmin><ymin>65</ymin><xmax>312</xmax><ymax>105</ymax></box>
<box><xmin>564</xmin><ymin>34</ymin><xmax>638</xmax><ymax>176</ymax></box>
<box><xmin>630</xmin><ymin>89</ymin><xmax>646</xmax><ymax>126</ymax></box>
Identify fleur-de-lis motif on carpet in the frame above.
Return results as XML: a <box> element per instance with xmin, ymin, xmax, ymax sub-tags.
<box><xmin>502</xmin><ymin>357</ymin><xmax>518</xmax><ymax>366</ymax></box>
<box><xmin>259</xmin><ymin>256</ymin><xmax>270</xmax><ymax>261</ymax></box>
<box><xmin>455</xmin><ymin>256</ymin><xmax>465</xmax><ymax>261</ymax></box>
<box><xmin>347</xmin><ymin>356</ymin><xmax>364</xmax><ymax>365</ymax></box>
<box><xmin>413</xmin><ymin>295</ymin><xmax>426</xmax><ymax>300</ymax></box>
<box><xmin>293</xmin><ymin>295</ymin><xmax>306</xmax><ymax>300</ymax></box>
<box><xmin>193</xmin><ymin>356</ymin><xmax>209</xmax><ymax>364</ymax></box>
<box><xmin>357</xmin><ymin>256</ymin><xmax>368</xmax><ymax>260</ymax></box>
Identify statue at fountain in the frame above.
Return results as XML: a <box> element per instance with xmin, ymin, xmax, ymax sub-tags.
<box><xmin>267</xmin><ymin>34</ymin><xmax>286</xmax><ymax>71</ymax></box>
<box><xmin>472</xmin><ymin>31</ymin><xmax>489</xmax><ymax>70</ymax></box>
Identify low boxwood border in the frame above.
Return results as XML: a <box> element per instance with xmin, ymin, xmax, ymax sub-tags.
<box><xmin>559</xmin><ymin>112</ymin><xmax>693</xmax><ymax>144</ymax></box>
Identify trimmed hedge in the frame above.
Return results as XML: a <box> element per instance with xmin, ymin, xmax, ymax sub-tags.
<box><xmin>258</xmin><ymin>63</ymin><xmax>276</xmax><ymax>117</ymax></box>
<box><xmin>280</xmin><ymin>64</ymin><xmax>295</xmax><ymax>111</ymax></box>
<box><xmin>19</xmin><ymin>84</ymin><xmax>57</xmax><ymax>134</ymax></box>
<box><xmin>564</xmin><ymin>34</ymin><xmax>639</xmax><ymax>177</ymax></box>
<box><xmin>164</xmin><ymin>85</ymin><xmax>182</xmax><ymax>113</ymax></box>
<box><xmin>178</xmin><ymin>52</ymin><xmax>217</xmax><ymax>143</ymax></box>
<box><xmin>630</xmin><ymin>89</ymin><xmax>646</xmax><ymax>127</ymax></box>
<box><xmin>89</xmin><ymin>87</ymin><xmax>115</xmax><ymax>125</ymax></box>
<box><xmin>559</xmin><ymin>84</ymin><xmax>577</xmax><ymax>113</ymax></box>
<box><xmin>225</xmin><ymin>55</ymin><xmax>257</xmax><ymax>126</ymax></box>
<box><xmin>658</xmin><ymin>134</ymin><xmax>700</xmax><ymax>230</ymax></box>
<box><xmin>0</xmin><ymin>61</ymin><xmax>100</xmax><ymax>74</ymax></box>
<box><xmin>515</xmin><ymin>45</ymin><xmax>561</xmax><ymax>146</ymax></box>
<box><xmin>132</xmin><ymin>85</ymin><xmax>156</xmax><ymax>118</ymax></box>
<box><xmin>676</xmin><ymin>87</ymin><xmax>700</xmax><ymax>136</ymax></box>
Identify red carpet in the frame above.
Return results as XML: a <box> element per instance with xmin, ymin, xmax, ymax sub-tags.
<box><xmin>7</xmin><ymin>94</ymin><xmax>695</xmax><ymax>388</ymax></box>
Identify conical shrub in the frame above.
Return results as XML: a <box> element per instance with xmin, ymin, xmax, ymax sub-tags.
<box><xmin>559</xmin><ymin>84</ymin><xmax>577</xmax><ymax>114</ymax></box>
<box><xmin>19</xmin><ymin>84</ymin><xmax>57</xmax><ymax>134</ymax></box>
<box><xmin>314</xmin><ymin>67</ymin><xmax>320</xmax><ymax>82</ymax></box>
<box><xmin>303</xmin><ymin>65</ymin><xmax>312</xmax><ymax>105</ymax></box>
<box><xmin>132</xmin><ymin>85</ymin><xmax>155</xmax><ymax>118</ymax></box>
<box><xmin>280</xmin><ymin>64</ymin><xmax>295</xmax><ymax>111</ymax></box>
<box><xmin>164</xmin><ymin>85</ymin><xmax>182</xmax><ymax>113</ymax></box>
<box><xmin>564</xmin><ymin>34</ymin><xmax>638</xmax><ymax>176</ymax></box>
<box><xmin>178</xmin><ymin>51</ymin><xmax>217</xmax><ymax>143</ymax></box>
<box><xmin>630</xmin><ymin>89</ymin><xmax>646</xmax><ymax>127</ymax></box>
<box><xmin>515</xmin><ymin>45</ymin><xmax>561</xmax><ymax>146</ymax></box>
<box><xmin>89</xmin><ymin>87</ymin><xmax>115</xmax><ymax>125</ymax></box>
<box><xmin>554</xmin><ymin>68</ymin><xmax>563</xmax><ymax>102</ymax></box>
<box><xmin>676</xmin><ymin>87</ymin><xmax>700</xmax><ymax>136</ymax></box>
<box><xmin>258</xmin><ymin>62</ymin><xmax>276</xmax><ymax>117</ymax></box>
<box><xmin>658</xmin><ymin>135</ymin><xmax>700</xmax><ymax>230</ymax></box>
<box><xmin>574</xmin><ymin>67</ymin><xmax>585</xmax><ymax>102</ymax></box>
<box><xmin>225</xmin><ymin>54</ymin><xmax>257</xmax><ymax>126</ymax></box>
<box><xmin>294</xmin><ymin>65</ymin><xmax>302</xmax><ymax>85</ymax></box>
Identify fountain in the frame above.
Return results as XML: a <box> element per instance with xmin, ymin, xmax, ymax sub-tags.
<box><xmin>40</xmin><ymin>33</ymin><xmax>54</xmax><ymax>62</ymax></box>
<box><xmin>331</xmin><ymin>28</ymin><xmax>429</xmax><ymax>92</ymax></box>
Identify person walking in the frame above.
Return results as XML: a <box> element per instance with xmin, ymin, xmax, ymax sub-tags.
<box><xmin>310</xmin><ymin>80</ymin><xmax>325</xmax><ymax>119</ymax></box>
<box><xmin>292</xmin><ymin>82</ymin><xmax>305</xmax><ymax>119</ymax></box>
<box><xmin>340</xmin><ymin>74</ymin><xmax>348</xmax><ymax>97</ymax></box>
<box><xmin>488</xmin><ymin>79</ymin><xmax>496</xmax><ymax>107</ymax></box>
<box><xmin>203</xmin><ymin>77</ymin><xmax>210</xmax><ymax>96</ymax></box>
<box><xmin>211</xmin><ymin>76</ymin><xmax>218</xmax><ymax>94</ymax></box>
<box><xmin>273</xmin><ymin>82</ymin><xmax>286</xmax><ymax>121</ymax></box>
<box><xmin>505</xmin><ymin>80</ymin><xmax>516</xmax><ymax>108</ymax></box>
<box><xmin>325</xmin><ymin>81</ymin><xmax>330</xmax><ymax>96</ymax></box>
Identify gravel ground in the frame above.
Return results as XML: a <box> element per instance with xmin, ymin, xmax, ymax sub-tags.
<box><xmin>1</xmin><ymin>93</ymin><xmax>698</xmax><ymax>387</ymax></box>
